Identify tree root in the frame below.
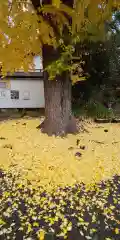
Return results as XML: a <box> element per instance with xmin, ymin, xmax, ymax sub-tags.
<box><xmin>37</xmin><ymin>116</ymin><xmax>79</xmax><ymax>137</ymax></box>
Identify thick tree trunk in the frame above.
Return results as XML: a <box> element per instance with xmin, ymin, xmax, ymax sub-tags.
<box><xmin>31</xmin><ymin>0</ymin><xmax>76</xmax><ymax>136</ymax></box>
<box><xmin>38</xmin><ymin>45</ymin><xmax>78</xmax><ymax>136</ymax></box>
<box><xmin>40</xmin><ymin>70</ymin><xmax>78</xmax><ymax>136</ymax></box>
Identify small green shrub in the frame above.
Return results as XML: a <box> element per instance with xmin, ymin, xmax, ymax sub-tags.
<box><xmin>85</xmin><ymin>100</ymin><xmax>114</xmax><ymax>119</ymax></box>
<box><xmin>72</xmin><ymin>104</ymin><xmax>87</xmax><ymax>118</ymax></box>
<box><xmin>73</xmin><ymin>100</ymin><xmax>115</xmax><ymax>119</ymax></box>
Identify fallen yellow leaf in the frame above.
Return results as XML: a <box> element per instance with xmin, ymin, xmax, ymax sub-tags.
<box><xmin>115</xmin><ymin>228</ymin><xmax>119</xmax><ymax>234</ymax></box>
<box><xmin>38</xmin><ymin>230</ymin><xmax>45</xmax><ymax>240</ymax></box>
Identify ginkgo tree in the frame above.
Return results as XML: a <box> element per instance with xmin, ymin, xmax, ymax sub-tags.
<box><xmin>0</xmin><ymin>0</ymin><xmax>120</xmax><ymax>136</ymax></box>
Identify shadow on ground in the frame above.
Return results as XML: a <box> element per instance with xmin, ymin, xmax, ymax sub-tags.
<box><xmin>0</xmin><ymin>169</ymin><xmax>120</xmax><ymax>240</ymax></box>
<box><xmin>0</xmin><ymin>109</ymin><xmax>45</xmax><ymax>123</ymax></box>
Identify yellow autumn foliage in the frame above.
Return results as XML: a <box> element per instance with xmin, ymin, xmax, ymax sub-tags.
<box><xmin>52</xmin><ymin>0</ymin><xmax>61</xmax><ymax>8</ymax></box>
<box><xmin>38</xmin><ymin>229</ymin><xmax>45</xmax><ymax>240</ymax></box>
<box><xmin>0</xmin><ymin>0</ymin><xmax>119</xmax><ymax>77</ymax></box>
<box><xmin>0</xmin><ymin>118</ymin><xmax>120</xmax><ymax>191</ymax></box>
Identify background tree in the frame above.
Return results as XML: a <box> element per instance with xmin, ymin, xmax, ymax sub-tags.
<box><xmin>72</xmin><ymin>40</ymin><xmax>109</xmax><ymax>105</ymax></box>
<box><xmin>72</xmin><ymin>9</ymin><xmax>120</xmax><ymax>109</ymax></box>
<box><xmin>0</xmin><ymin>0</ymin><xmax>120</xmax><ymax>136</ymax></box>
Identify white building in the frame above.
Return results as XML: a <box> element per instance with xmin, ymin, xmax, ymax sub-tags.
<box><xmin>0</xmin><ymin>56</ymin><xmax>45</xmax><ymax>109</ymax></box>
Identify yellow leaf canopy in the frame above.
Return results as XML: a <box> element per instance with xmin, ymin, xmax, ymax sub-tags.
<box><xmin>0</xmin><ymin>0</ymin><xmax>119</xmax><ymax>75</ymax></box>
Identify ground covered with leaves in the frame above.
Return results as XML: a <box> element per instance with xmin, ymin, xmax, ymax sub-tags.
<box><xmin>0</xmin><ymin>118</ymin><xmax>120</xmax><ymax>190</ymax></box>
<box><xmin>0</xmin><ymin>169</ymin><xmax>120</xmax><ymax>240</ymax></box>
<box><xmin>0</xmin><ymin>118</ymin><xmax>120</xmax><ymax>239</ymax></box>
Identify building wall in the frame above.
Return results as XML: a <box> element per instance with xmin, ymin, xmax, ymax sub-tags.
<box><xmin>0</xmin><ymin>78</ymin><xmax>45</xmax><ymax>108</ymax></box>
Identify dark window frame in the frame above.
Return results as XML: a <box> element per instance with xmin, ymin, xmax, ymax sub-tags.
<box><xmin>11</xmin><ymin>90</ymin><xmax>19</xmax><ymax>100</ymax></box>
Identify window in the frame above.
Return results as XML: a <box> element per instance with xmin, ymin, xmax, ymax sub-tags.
<box><xmin>0</xmin><ymin>91</ymin><xmax>6</xmax><ymax>98</ymax></box>
<box><xmin>0</xmin><ymin>82</ymin><xmax>7</xmax><ymax>88</ymax></box>
<box><xmin>23</xmin><ymin>91</ymin><xmax>30</xmax><ymax>100</ymax></box>
<box><xmin>11</xmin><ymin>90</ymin><xmax>19</xmax><ymax>99</ymax></box>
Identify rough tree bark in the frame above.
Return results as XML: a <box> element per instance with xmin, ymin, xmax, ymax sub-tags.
<box><xmin>40</xmin><ymin>46</ymin><xmax>78</xmax><ymax>136</ymax></box>
<box><xmin>31</xmin><ymin>0</ymin><xmax>78</xmax><ymax>136</ymax></box>
<box><xmin>41</xmin><ymin>72</ymin><xmax>78</xmax><ymax>136</ymax></box>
